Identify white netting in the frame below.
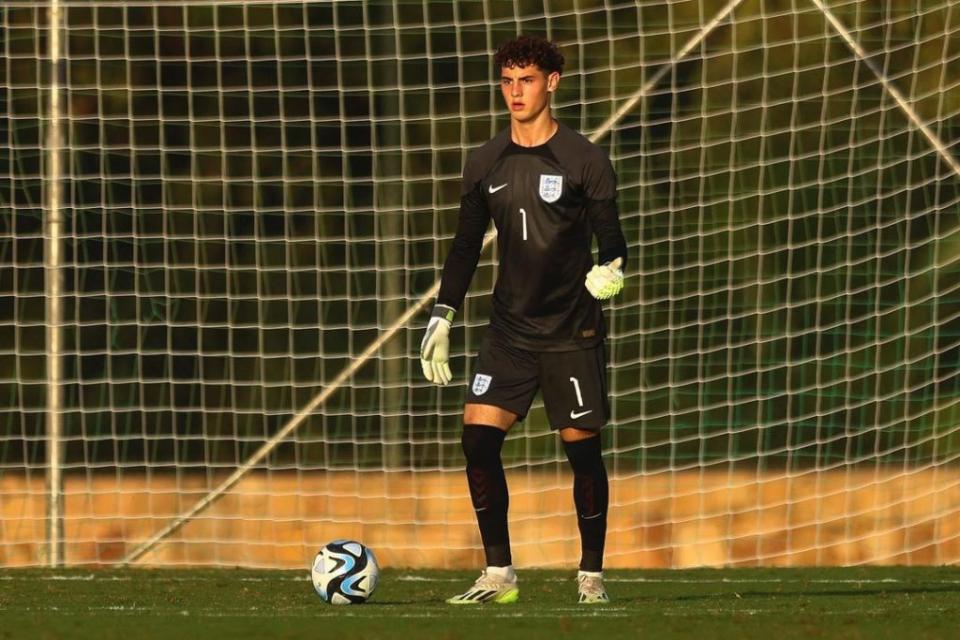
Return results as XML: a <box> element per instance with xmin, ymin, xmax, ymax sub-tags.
<box><xmin>1</xmin><ymin>0</ymin><xmax>959</xmax><ymax>568</ymax></box>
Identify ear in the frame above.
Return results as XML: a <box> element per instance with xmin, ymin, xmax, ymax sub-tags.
<box><xmin>547</xmin><ymin>71</ymin><xmax>560</xmax><ymax>93</ymax></box>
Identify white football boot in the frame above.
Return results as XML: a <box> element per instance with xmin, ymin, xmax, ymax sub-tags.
<box><xmin>446</xmin><ymin>569</ymin><xmax>519</xmax><ymax>605</ymax></box>
<box><xmin>576</xmin><ymin>572</ymin><xmax>610</xmax><ymax>604</ymax></box>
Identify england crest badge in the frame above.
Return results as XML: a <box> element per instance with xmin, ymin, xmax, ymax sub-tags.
<box><xmin>538</xmin><ymin>174</ymin><xmax>563</xmax><ymax>203</ymax></box>
<box><xmin>472</xmin><ymin>373</ymin><xmax>492</xmax><ymax>396</ymax></box>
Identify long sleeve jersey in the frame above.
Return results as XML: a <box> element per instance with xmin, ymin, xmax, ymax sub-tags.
<box><xmin>437</xmin><ymin>121</ymin><xmax>627</xmax><ymax>351</ymax></box>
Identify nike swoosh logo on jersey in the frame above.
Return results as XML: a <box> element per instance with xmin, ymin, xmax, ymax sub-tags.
<box><xmin>570</xmin><ymin>409</ymin><xmax>593</xmax><ymax>419</ymax></box>
<box><xmin>488</xmin><ymin>183</ymin><xmax>508</xmax><ymax>194</ymax></box>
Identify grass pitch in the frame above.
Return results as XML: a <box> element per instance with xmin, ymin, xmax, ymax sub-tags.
<box><xmin>1</xmin><ymin>567</ymin><xmax>959</xmax><ymax>639</ymax></box>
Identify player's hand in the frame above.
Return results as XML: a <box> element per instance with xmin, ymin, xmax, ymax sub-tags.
<box><xmin>420</xmin><ymin>305</ymin><xmax>455</xmax><ymax>385</ymax></box>
<box><xmin>585</xmin><ymin>257</ymin><xmax>624</xmax><ymax>300</ymax></box>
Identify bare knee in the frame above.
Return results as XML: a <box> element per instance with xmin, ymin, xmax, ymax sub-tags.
<box><xmin>463</xmin><ymin>403</ymin><xmax>517</xmax><ymax>430</ymax></box>
<box><xmin>559</xmin><ymin>426</ymin><xmax>599</xmax><ymax>443</ymax></box>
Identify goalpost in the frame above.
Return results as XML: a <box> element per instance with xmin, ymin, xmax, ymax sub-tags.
<box><xmin>2</xmin><ymin>0</ymin><xmax>959</xmax><ymax>569</ymax></box>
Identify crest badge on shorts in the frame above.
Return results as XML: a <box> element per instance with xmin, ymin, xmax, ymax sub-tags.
<box><xmin>472</xmin><ymin>373</ymin><xmax>492</xmax><ymax>396</ymax></box>
<box><xmin>538</xmin><ymin>174</ymin><xmax>563</xmax><ymax>203</ymax></box>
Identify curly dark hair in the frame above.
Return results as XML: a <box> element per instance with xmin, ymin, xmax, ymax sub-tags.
<box><xmin>493</xmin><ymin>35</ymin><xmax>565</xmax><ymax>75</ymax></box>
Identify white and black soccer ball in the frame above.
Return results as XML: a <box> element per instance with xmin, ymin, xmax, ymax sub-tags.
<box><xmin>311</xmin><ymin>539</ymin><xmax>380</xmax><ymax>605</ymax></box>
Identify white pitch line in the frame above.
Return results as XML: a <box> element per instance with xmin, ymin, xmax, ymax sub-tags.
<box><xmin>605</xmin><ymin>577</ymin><xmax>911</xmax><ymax>584</ymax></box>
<box><xmin>0</xmin><ymin>574</ymin><xmax>311</xmax><ymax>582</ymax></box>
<box><xmin>4</xmin><ymin>573</ymin><xmax>958</xmax><ymax>585</ymax></box>
<box><xmin>396</xmin><ymin>574</ymin><xmax>959</xmax><ymax>585</ymax></box>
<box><xmin>663</xmin><ymin>607</ymin><xmax>954</xmax><ymax>617</ymax></box>
<box><xmin>0</xmin><ymin>607</ymin><xmax>631</xmax><ymax>619</ymax></box>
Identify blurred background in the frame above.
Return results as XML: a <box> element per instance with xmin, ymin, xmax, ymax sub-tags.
<box><xmin>2</xmin><ymin>0</ymin><xmax>960</xmax><ymax>568</ymax></box>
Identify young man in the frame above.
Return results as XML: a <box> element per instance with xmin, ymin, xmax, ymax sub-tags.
<box><xmin>420</xmin><ymin>35</ymin><xmax>627</xmax><ymax>605</ymax></box>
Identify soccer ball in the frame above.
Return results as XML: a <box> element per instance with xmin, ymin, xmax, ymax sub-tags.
<box><xmin>311</xmin><ymin>539</ymin><xmax>380</xmax><ymax>605</ymax></box>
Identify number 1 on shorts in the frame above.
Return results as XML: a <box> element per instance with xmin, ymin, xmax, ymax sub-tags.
<box><xmin>569</xmin><ymin>376</ymin><xmax>584</xmax><ymax>407</ymax></box>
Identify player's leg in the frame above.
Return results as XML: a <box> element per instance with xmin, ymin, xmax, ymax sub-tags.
<box><xmin>560</xmin><ymin>427</ymin><xmax>610</xmax><ymax>603</ymax></box>
<box><xmin>540</xmin><ymin>344</ymin><xmax>611</xmax><ymax>603</ymax></box>
<box><xmin>448</xmin><ymin>332</ymin><xmax>538</xmax><ymax>605</ymax></box>
<box><xmin>462</xmin><ymin>404</ymin><xmax>515</xmax><ymax>573</ymax></box>
<box><xmin>448</xmin><ymin>403</ymin><xmax>518</xmax><ymax>605</ymax></box>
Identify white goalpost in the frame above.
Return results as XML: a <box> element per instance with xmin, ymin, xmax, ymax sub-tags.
<box><xmin>1</xmin><ymin>0</ymin><xmax>959</xmax><ymax>569</ymax></box>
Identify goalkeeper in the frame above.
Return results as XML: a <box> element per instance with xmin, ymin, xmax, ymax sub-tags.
<box><xmin>420</xmin><ymin>35</ymin><xmax>627</xmax><ymax>605</ymax></box>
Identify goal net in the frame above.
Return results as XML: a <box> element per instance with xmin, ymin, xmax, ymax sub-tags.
<box><xmin>2</xmin><ymin>0</ymin><xmax>960</xmax><ymax>568</ymax></box>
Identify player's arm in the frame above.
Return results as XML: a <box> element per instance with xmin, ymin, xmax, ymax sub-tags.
<box><xmin>420</xmin><ymin>157</ymin><xmax>491</xmax><ymax>385</ymax></box>
<box><xmin>583</xmin><ymin>150</ymin><xmax>628</xmax><ymax>300</ymax></box>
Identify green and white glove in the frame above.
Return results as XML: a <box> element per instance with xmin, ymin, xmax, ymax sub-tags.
<box><xmin>420</xmin><ymin>304</ymin><xmax>456</xmax><ymax>385</ymax></box>
<box><xmin>585</xmin><ymin>257</ymin><xmax>624</xmax><ymax>300</ymax></box>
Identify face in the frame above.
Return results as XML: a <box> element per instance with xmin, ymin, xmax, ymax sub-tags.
<box><xmin>500</xmin><ymin>64</ymin><xmax>560</xmax><ymax>123</ymax></box>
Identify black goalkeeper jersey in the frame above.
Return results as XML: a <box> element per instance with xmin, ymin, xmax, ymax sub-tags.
<box><xmin>437</xmin><ymin>121</ymin><xmax>627</xmax><ymax>352</ymax></box>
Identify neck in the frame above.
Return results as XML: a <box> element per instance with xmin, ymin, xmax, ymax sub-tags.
<box><xmin>510</xmin><ymin>111</ymin><xmax>558</xmax><ymax>147</ymax></box>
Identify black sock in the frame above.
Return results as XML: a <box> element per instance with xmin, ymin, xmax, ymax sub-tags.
<box><xmin>461</xmin><ymin>424</ymin><xmax>511</xmax><ymax>567</ymax></box>
<box><xmin>563</xmin><ymin>435</ymin><xmax>608</xmax><ymax>572</ymax></box>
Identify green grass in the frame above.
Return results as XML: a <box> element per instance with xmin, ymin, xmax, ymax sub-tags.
<box><xmin>1</xmin><ymin>567</ymin><xmax>959</xmax><ymax>639</ymax></box>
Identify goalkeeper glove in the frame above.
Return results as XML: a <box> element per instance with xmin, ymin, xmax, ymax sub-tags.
<box><xmin>585</xmin><ymin>257</ymin><xmax>624</xmax><ymax>300</ymax></box>
<box><xmin>420</xmin><ymin>304</ymin><xmax>455</xmax><ymax>385</ymax></box>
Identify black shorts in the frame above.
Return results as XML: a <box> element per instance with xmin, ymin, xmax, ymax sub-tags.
<box><xmin>465</xmin><ymin>330</ymin><xmax>610</xmax><ymax>431</ymax></box>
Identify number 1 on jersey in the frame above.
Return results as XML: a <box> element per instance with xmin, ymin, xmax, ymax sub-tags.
<box><xmin>518</xmin><ymin>208</ymin><xmax>528</xmax><ymax>241</ymax></box>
